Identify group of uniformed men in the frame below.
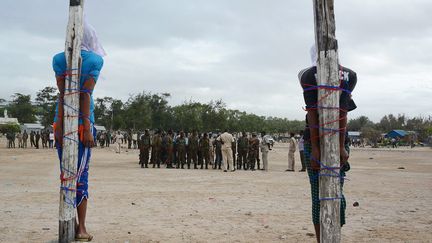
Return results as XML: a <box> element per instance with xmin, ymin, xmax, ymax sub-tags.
<box><xmin>138</xmin><ymin>130</ymin><xmax>271</xmax><ymax>171</ymax></box>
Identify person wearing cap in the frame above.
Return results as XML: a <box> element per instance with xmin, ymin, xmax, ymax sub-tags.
<box><xmin>52</xmin><ymin>18</ymin><xmax>106</xmax><ymax>241</ymax></box>
<box><xmin>216</xmin><ymin>129</ymin><xmax>234</xmax><ymax>172</ymax></box>
<box><xmin>299</xmin><ymin>45</ymin><xmax>357</xmax><ymax>242</ymax></box>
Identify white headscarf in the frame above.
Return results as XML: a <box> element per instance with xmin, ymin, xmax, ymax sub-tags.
<box><xmin>82</xmin><ymin>18</ymin><xmax>107</xmax><ymax>57</ymax></box>
<box><xmin>310</xmin><ymin>45</ymin><xmax>317</xmax><ymax>66</ymax></box>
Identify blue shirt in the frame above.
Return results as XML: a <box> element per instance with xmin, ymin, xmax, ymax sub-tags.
<box><xmin>53</xmin><ymin>50</ymin><xmax>104</xmax><ymax>125</ymax></box>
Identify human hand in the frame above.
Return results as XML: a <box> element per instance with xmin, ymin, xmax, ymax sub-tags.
<box><xmin>311</xmin><ymin>147</ymin><xmax>320</xmax><ymax>171</ymax></box>
<box><xmin>83</xmin><ymin>130</ymin><xmax>95</xmax><ymax>148</ymax></box>
<box><xmin>340</xmin><ymin>147</ymin><xmax>349</xmax><ymax>166</ymax></box>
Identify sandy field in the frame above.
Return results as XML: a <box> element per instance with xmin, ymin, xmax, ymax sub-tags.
<box><xmin>1</xmin><ymin>141</ymin><xmax>431</xmax><ymax>243</ymax></box>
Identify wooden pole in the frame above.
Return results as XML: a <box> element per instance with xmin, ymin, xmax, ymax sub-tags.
<box><xmin>59</xmin><ymin>0</ymin><xmax>84</xmax><ymax>242</ymax></box>
<box><xmin>312</xmin><ymin>0</ymin><xmax>341</xmax><ymax>242</ymax></box>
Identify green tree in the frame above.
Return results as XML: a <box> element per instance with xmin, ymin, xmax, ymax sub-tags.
<box><xmin>35</xmin><ymin>86</ymin><xmax>58</xmax><ymax>127</ymax></box>
<box><xmin>8</xmin><ymin>93</ymin><xmax>36</xmax><ymax>123</ymax></box>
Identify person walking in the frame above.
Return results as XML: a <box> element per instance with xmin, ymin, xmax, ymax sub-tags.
<box><xmin>286</xmin><ymin>132</ymin><xmax>296</xmax><ymax>171</ymax></box>
<box><xmin>115</xmin><ymin>131</ymin><xmax>123</xmax><ymax>154</ymax></box>
<box><xmin>260</xmin><ymin>131</ymin><xmax>272</xmax><ymax>171</ymax></box>
<box><xmin>217</xmin><ymin>129</ymin><xmax>234</xmax><ymax>172</ymax></box>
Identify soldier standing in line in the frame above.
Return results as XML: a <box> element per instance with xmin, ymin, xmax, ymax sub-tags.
<box><xmin>213</xmin><ymin>133</ymin><xmax>222</xmax><ymax>170</ymax></box>
<box><xmin>187</xmin><ymin>130</ymin><xmax>199</xmax><ymax>169</ymax></box>
<box><xmin>237</xmin><ymin>132</ymin><xmax>249</xmax><ymax>170</ymax></box>
<box><xmin>165</xmin><ymin>130</ymin><xmax>174</xmax><ymax>168</ymax></box>
<box><xmin>152</xmin><ymin>130</ymin><xmax>162</xmax><ymax>168</ymax></box>
<box><xmin>139</xmin><ymin>129</ymin><xmax>151</xmax><ymax>168</ymax></box>
<box><xmin>30</xmin><ymin>131</ymin><xmax>35</xmax><ymax>148</ymax></box>
<box><xmin>22</xmin><ymin>130</ymin><xmax>28</xmax><ymax>148</ymax></box>
<box><xmin>199</xmin><ymin>132</ymin><xmax>210</xmax><ymax>169</ymax></box>
<box><xmin>231</xmin><ymin>135</ymin><xmax>237</xmax><ymax>171</ymax></box>
<box><xmin>35</xmin><ymin>131</ymin><xmax>41</xmax><ymax>149</ymax></box>
<box><xmin>248</xmin><ymin>133</ymin><xmax>260</xmax><ymax>170</ymax></box>
<box><xmin>209</xmin><ymin>133</ymin><xmax>215</xmax><ymax>167</ymax></box>
<box><xmin>16</xmin><ymin>131</ymin><xmax>23</xmax><ymax>148</ymax></box>
<box><xmin>176</xmin><ymin>131</ymin><xmax>187</xmax><ymax>169</ymax></box>
<box><xmin>197</xmin><ymin>133</ymin><xmax>203</xmax><ymax>168</ymax></box>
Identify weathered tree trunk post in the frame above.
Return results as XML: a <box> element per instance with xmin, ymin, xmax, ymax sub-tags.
<box><xmin>59</xmin><ymin>0</ymin><xmax>84</xmax><ymax>242</ymax></box>
<box><xmin>312</xmin><ymin>0</ymin><xmax>341</xmax><ymax>242</ymax></box>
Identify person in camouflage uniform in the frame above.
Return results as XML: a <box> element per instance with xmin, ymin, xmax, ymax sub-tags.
<box><xmin>187</xmin><ymin>130</ymin><xmax>199</xmax><ymax>169</ymax></box>
<box><xmin>139</xmin><ymin>129</ymin><xmax>151</xmax><ymax>168</ymax></box>
<box><xmin>163</xmin><ymin>130</ymin><xmax>174</xmax><ymax>168</ymax></box>
<box><xmin>237</xmin><ymin>132</ymin><xmax>249</xmax><ymax>170</ymax></box>
<box><xmin>231</xmin><ymin>135</ymin><xmax>237</xmax><ymax>171</ymax></box>
<box><xmin>248</xmin><ymin>133</ymin><xmax>260</xmax><ymax>170</ymax></box>
<box><xmin>151</xmin><ymin>130</ymin><xmax>162</xmax><ymax>168</ymax></box>
<box><xmin>213</xmin><ymin>133</ymin><xmax>222</xmax><ymax>170</ymax></box>
<box><xmin>199</xmin><ymin>132</ymin><xmax>210</xmax><ymax>169</ymax></box>
<box><xmin>176</xmin><ymin>131</ymin><xmax>187</xmax><ymax>169</ymax></box>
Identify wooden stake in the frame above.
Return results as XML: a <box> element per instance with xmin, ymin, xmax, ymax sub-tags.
<box><xmin>59</xmin><ymin>1</ymin><xmax>84</xmax><ymax>242</ymax></box>
<box><xmin>312</xmin><ymin>0</ymin><xmax>341</xmax><ymax>242</ymax></box>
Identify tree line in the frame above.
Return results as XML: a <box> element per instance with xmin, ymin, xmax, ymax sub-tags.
<box><xmin>1</xmin><ymin>87</ymin><xmax>431</xmax><ymax>141</ymax></box>
<box><xmin>348</xmin><ymin>114</ymin><xmax>432</xmax><ymax>142</ymax></box>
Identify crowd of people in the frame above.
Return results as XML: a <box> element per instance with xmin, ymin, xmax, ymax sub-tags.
<box><xmin>4</xmin><ymin>130</ymin><xmax>54</xmax><ymax>149</ymax></box>
<box><xmin>94</xmin><ymin>129</ymin><xmax>304</xmax><ymax>173</ymax></box>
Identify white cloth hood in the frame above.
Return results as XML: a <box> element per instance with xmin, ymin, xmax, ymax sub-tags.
<box><xmin>81</xmin><ymin>18</ymin><xmax>106</xmax><ymax>57</ymax></box>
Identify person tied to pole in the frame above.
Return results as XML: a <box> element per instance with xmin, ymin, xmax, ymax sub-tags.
<box><xmin>53</xmin><ymin>18</ymin><xmax>106</xmax><ymax>242</ymax></box>
<box><xmin>299</xmin><ymin>45</ymin><xmax>357</xmax><ymax>242</ymax></box>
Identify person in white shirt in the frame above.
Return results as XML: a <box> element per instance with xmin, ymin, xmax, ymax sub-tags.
<box><xmin>260</xmin><ymin>131</ymin><xmax>272</xmax><ymax>171</ymax></box>
<box><xmin>217</xmin><ymin>130</ymin><xmax>234</xmax><ymax>172</ymax></box>
<box><xmin>115</xmin><ymin>131</ymin><xmax>123</xmax><ymax>154</ymax></box>
<box><xmin>298</xmin><ymin>130</ymin><xmax>305</xmax><ymax>172</ymax></box>
<box><xmin>286</xmin><ymin>132</ymin><xmax>296</xmax><ymax>171</ymax></box>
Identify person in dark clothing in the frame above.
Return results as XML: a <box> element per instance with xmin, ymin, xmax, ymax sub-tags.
<box><xmin>35</xmin><ymin>131</ymin><xmax>40</xmax><ymax>149</ymax></box>
<box><xmin>299</xmin><ymin>45</ymin><xmax>357</xmax><ymax>242</ymax></box>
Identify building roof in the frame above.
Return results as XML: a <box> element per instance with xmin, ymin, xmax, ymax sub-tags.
<box><xmin>386</xmin><ymin>130</ymin><xmax>407</xmax><ymax>138</ymax></box>
<box><xmin>22</xmin><ymin>123</ymin><xmax>45</xmax><ymax>129</ymax></box>
<box><xmin>0</xmin><ymin>117</ymin><xmax>19</xmax><ymax>125</ymax></box>
<box><xmin>348</xmin><ymin>131</ymin><xmax>361</xmax><ymax>137</ymax></box>
<box><xmin>94</xmin><ymin>125</ymin><xmax>106</xmax><ymax>131</ymax></box>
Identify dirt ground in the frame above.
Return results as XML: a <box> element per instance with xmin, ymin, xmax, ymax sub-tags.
<box><xmin>0</xmin><ymin>141</ymin><xmax>431</xmax><ymax>243</ymax></box>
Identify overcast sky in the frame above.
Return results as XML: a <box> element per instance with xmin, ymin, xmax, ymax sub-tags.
<box><xmin>0</xmin><ymin>0</ymin><xmax>431</xmax><ymax>122</ymax></box>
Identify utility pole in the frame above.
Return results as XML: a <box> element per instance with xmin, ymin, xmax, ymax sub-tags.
<box><xmin>59</xmin><ymin>0</ymin><xmax>84</xmax><ymax>242</ymax></box>
<box><xmin>312</xmin><ymin>0</ymin><xmax>341</xmax><ymax>242</ymax></box>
